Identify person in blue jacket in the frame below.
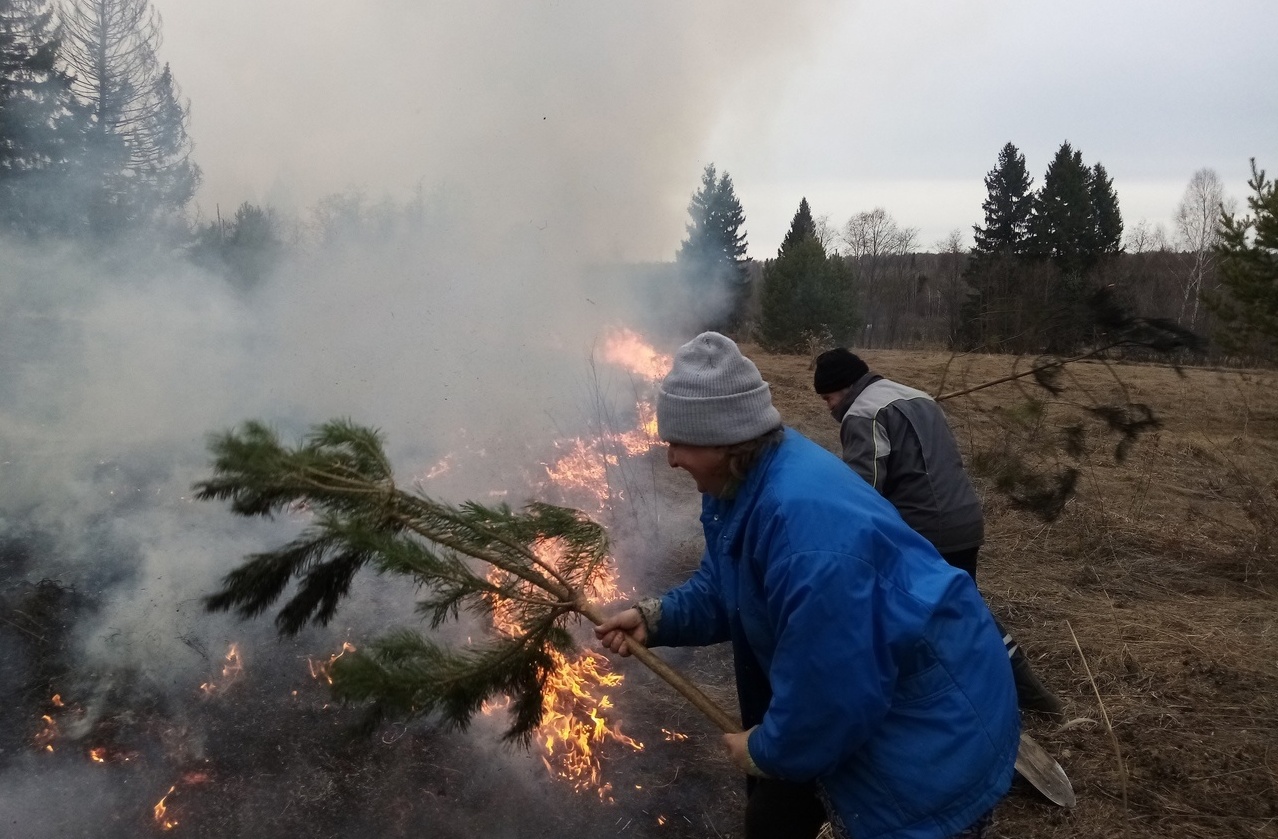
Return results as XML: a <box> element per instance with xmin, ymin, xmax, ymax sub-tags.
<box><xmin>596</xmin><ymin>332</ymin><xmax>1019</xmax><ymax>839</ymax></box>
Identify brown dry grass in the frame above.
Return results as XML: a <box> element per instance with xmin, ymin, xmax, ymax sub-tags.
<box><xmin>747</xmin><ymin>345</ymin><xmax>1278</xmax><ymax>839</ymax></box>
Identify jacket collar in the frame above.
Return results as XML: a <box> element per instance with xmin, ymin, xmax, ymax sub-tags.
<box><xmin>705</xmin><ymin>429</ymin><xmax>787</xmax><ymax>550</ymax></box>
<box><xmin>831</xmin><ymin>371</ymin><xmax>882</xmax><ymax>420</ymax></box>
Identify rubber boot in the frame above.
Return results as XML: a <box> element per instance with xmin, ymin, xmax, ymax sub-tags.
<box><xmin>992</xmin><ymin>615</ymin><xmax>1064</xmax><ymax>720</ymax></box>
<box><xmin>1008</xmin><ymin>645</ymin><xmax>1064</xmax><ymax>720</ymax></box>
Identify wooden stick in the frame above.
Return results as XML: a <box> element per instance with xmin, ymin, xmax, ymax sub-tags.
<box><xmin>577</xmin><ymin>602</ymin><xmax>742</xmax><ymax>734</ymax></box>
<box><xmin>934</xmin><ymin>343</ymin><xmax>1120</xmax><ymax>402</ymax></box>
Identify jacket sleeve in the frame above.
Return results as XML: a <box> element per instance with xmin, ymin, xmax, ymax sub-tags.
<box><xmin>747</xmin><ymin>549</ymin><xmax>896</xmax><ymax>781</ymax></box>
<box><xmin>649</xmin><ymin>550</ymin><xmax>731</xmax><ymax>648</ymax></box>
<box><xmin>839</xmin><ymin>411</ymin><xmax>888</xmax><ymax>492</ymax></box>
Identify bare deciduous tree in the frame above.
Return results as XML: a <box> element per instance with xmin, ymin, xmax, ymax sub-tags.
<box><xmin>841</xmin><ymin>207</ymin><xmax>918</xmax><ymax>347</ymax></box>
<box><xmin>1125</xmin><ymin>219</ymin><xmax>1170</xmax><ymax>255</ymax></box>
<box><xmin>1173</xmin><ymin>168</ymin><xmax>1234</xmax><ymax>328</ymax></box>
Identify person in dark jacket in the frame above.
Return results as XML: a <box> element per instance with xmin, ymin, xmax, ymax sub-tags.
<box><xmin>597</xmin><ymin>332</ymin><xmax>1018</xmax><ymax>839</ymax></box>
<box><xmin>812</xmin><ymin>347</ymin><xmax>1063</xmax><ymax>719</ymax></box>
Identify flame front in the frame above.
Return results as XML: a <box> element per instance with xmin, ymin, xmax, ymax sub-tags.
<box><xmin>484</xmin><ymin>536</ymin><xmax>644</xmax><ymax>800</ymax></box>
<box><xmin>600</xmin><ymin>328</ymin><xmax>672</xmax><ymax>382</ymax></box>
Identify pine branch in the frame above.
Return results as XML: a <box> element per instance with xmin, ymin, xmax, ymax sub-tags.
<box><xmin>197</xmin><ymin>419</ymin><xmax>741</xmax><ymax>742</ymax></box>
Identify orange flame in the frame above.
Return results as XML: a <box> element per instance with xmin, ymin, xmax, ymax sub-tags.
<box><xmin>34</xmin><ymin>713</ymin><xmax>57</xmax><ymax>753</ymax></box>
<box><xmin>200</xmin><ymin>643</ymin><xmax>244</xmax><ymax>696</ymax></box>
<box><xmin>153</xmin><ymin>785</ymin><xmax>178</xmax><ymax>830</ymax></box>
<box><xmin>483</xmin><ymin>537</ymin><xmax>642</xmax><ymax>799</ymax></box>
<box><xmin>307</xmin><ymin>642</ymin><xmax>357</xmax><ymax>684</ymax></box>
<box><xmin>89</xmin><ymin>747</ymin><xmax>107</xmax><ymax>763</ymax></box>
<box><xmin>600</xmin><ymin>328</ymin><xmax>672</xmax><ymax>382</ymax></box>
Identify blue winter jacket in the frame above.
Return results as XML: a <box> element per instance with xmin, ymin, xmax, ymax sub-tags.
<box><xmin>650</xmin><ymin>429</ymin><xmax>1018</xmax><ymax>839</ymax></box>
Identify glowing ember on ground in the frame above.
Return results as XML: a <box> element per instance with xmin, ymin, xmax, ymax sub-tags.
<box><xmin>50</xmin><ymin>694</ymin><xmax>64</xmax><ymax>707</ymax></box>
<box><xmin>307</xmin><ymin>641</ymin><xmax>357</xmax><ymax>684</ymax></box>
<box><xmin>89</xmin><ymin>747</ymin><xmax>107</xmax><ymax>763</ymax></box>
<box><xmin>34</xmin><ymin>712</ymin><xmax>57</xmax><ymax>753</ymax></box>
<box><xmin>661</xmin><ymin>728</ymin><xmax>689</xmax><ymax>742</ymax></box>
<box><xmin>199</xmin><ymin>643</ymin><xmax>244</xmax><ymax>696</ymax></box>
<box><xmin>153</xmin><ymin>785</ymin><xmax>178</xmax><ymax>830</ymax></box>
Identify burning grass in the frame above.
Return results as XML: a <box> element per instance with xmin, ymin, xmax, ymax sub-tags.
<box><xmin>3</xmin><ymin>343</ymin><xmax>1276</xmax><ymax>838</ymax></box>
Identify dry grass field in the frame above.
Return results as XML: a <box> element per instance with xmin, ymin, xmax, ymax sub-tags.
<box><xmin>747</xmin><ymin>345</ymin><xmax>1278</xmax><ymax>839</ymax></box>
<box><xmin>4</xmin><ymin>344</ymin><xmax>1275</xmax><ymax>839</ymax></box>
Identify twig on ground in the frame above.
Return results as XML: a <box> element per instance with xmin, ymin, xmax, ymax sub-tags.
<box><xmin>1069</xmin><ymin>618</ymin><xmax>1129</xmax><ymax>837</ymax></box>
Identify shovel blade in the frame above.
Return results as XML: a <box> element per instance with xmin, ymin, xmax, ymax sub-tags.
<box><xmin>1014</xmin><ymin>732</ymin><xmax>1076</xmax><ymax>807</ymax></box>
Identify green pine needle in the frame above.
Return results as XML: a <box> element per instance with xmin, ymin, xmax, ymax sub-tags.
<box><xmin>196</xmin><ymin>418</ymin><xmax>612</xmax><ymax>741</ymax></box>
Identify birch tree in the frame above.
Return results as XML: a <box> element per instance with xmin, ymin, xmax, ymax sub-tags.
<box><xmin>1174</xmin><ymin>168</ymin><xmax>1233</xmax><ymax>329</ymax></box>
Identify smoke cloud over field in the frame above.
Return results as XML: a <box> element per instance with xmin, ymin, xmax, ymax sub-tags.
<box><xmin>167</xmin><ymin>1</ymin><xmax>841</xmax><ymax>262</ymax></box>
<box><xmin>0</xmin><ymin>4</ymin><xmax>840</xmax><ymax>834</ymax></box>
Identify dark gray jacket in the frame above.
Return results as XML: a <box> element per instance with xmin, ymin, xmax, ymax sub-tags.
<box><xmin>833</xmin><ymin>373</ymin><xmax>984</xmax><ymax>554</ymax></box>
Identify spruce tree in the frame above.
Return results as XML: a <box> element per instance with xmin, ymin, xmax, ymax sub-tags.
<box><xmin>1030</xmin><ymin>142</ymin><xmax>1096</xmax><ymax>273</ymax></box>
<box><xmin>779</xmin><ymin>197</ymin><xmax>816</xmax><ymax>256</ymax></box>
<box><xmin>676</xmin><ymin>163</ymin><xmax>749</xmax><ymax>332</ymax></box>
<box><xmin>972</xmin><ymin>142</ymin><xmax>1034</xmax><ymax>256</ymax></box>
<box><xmin>759</xmin><ymin>199</ymin><xmax>857</xmax><ymax>352</ymax></box>
<box><xmin>0</xmin><ymin>0</ymin><xmax>86</xmax><ymax>235</ymax></box>
<box><xmin>960</xmin><ymin>142</ymin><xmax>1034</xmax><ymax>350</ymax></box>
<box><xmin>60</xmin><ymin>0</ymin><xmax>199</xmax><ymax>235</ymax></box>
<box><xmin>1089</xmin><ymin>162</ymin><xmax>1123</xmax><ymax>257</ymax></box>
<box><xmin>1203</xmin><ymin>159</ymin><xmax>1278</xmax><ymax>359</ymax></box>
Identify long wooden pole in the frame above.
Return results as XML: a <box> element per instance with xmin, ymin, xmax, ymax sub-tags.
<box><xmin>576</xmin><ymin>602</ymin><xmax>742</xmax><ymax>734</ymax></box>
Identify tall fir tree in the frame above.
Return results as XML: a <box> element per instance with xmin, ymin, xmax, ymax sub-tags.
<box><xmin>972</xmin><ymin>142</ymin><xmax>1034</xmax><ymax>256</ymax></box>
<box><xmin>60</xmin><ymin>0</ymin><xmax>199</xmax><ymax>235</ymax></box>
<box><xmin>1030</xmin><ymin>142</ymin><xmax>1096</xmax><ymax>273</ymax></box>
<box><xmin>779</xmin><ymin>197</ymin><xmax>816</xmax><ymax>256</ymax></box>
<box><xmin>759</xmin><ymin>199</ymin><xmax>857</xmax><ymax>352</ymax></box>
<box><xmin>960</xmin><ymin>142</ymin><xmax>1035</xmax><ymax>350</ymax></box>
<box><xmin>675</xmin><ymin>163</ymin><xmax>749</xmax><ymax>332</ymax></box>
<box><xmin>1203</xmin><ymin>159</ymin><xmax>1278</xmax><ymax>359</ymax></box>
<box><xmin>0</xmin><ymin>0</ymin><xmax>86</xmax><ymax>235</ymax></box>
<box><xmin>1089</xmin><ymin>162</ymin><xmax>1123</xmax><ymax>257</ymax></box>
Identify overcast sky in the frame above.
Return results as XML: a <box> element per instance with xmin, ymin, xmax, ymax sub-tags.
<box><xmin>153</xmin><ymin>0</ymin><xmax>1277</xmax><ymax>260</ymax></box>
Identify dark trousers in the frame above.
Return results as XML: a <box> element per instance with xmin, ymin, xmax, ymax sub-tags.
<box><xmin>941</xmin><ymin>545</ymin><xmax>980</xmax><ymax>582</ymax></box>
<box><xmin>744</xmin><ymin>778</ymin><xmax>993</xmax><ymax>838</ymax></box>
<box><xmin>745</xmin><ymin>778</ymin><xmax>826</xmax><ymax>839</ymax></box>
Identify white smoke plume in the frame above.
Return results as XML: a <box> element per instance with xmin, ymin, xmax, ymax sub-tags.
<box><xmin>0</xmin><ymin>4</ymin><xmax>841</xmax><ymax>833</ymax></box>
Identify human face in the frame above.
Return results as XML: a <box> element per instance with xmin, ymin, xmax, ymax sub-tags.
<box><xmin>666</xmin><ymin>442</ymin><xmax>732</xmax><ymax>496</ymax></box>
<box><xmin>819</xmin><ymin>387</ymin><xmax>849</xmax><ymax>412</ymax></box>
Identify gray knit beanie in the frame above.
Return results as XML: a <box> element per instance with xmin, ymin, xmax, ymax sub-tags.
<box><xmin>657</xmin><ymin>332</ymin><xmax>782</xmax><ymax>446</ymax></box>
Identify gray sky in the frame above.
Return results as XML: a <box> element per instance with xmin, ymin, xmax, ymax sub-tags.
<box><xmin>154</xmin><ymin>0</ymin><xmax>1277</xmax><ymax>259</ymax></box>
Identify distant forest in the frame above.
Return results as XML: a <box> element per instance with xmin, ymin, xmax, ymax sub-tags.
<box><xmin>4</xmin><ymin>0</ymin><xmax>1274</xmax><ymax>361</ymax></box>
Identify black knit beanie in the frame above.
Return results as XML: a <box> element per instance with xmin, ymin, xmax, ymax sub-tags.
<box><xmin>813</xmin><ymin>348</ymin><xmax>869</xmax><ymax>395</ymax></box>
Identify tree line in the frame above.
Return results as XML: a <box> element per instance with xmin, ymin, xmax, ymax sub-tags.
<box><xmin>676</xmin><ymin>147</ymin><xmax>1277</xmax><ymax>363</ymax></box>
<box><xmin>3</xmin><ymin>2</ymin><xmax>1273</xmax><ymax>360</ymax></box>
<box><xmin>0</xmin><ymin>0</ymin><xmax>196</xmax><ymax>238</ymax></box>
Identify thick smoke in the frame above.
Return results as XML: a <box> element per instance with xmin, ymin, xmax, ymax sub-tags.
<box><xmin>0</xmin><ymin>4</ymin><xmax>839</xmax><ymax>835</ymax></box>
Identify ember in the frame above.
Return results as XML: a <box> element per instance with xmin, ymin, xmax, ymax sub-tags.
<box><xmin>153</xmin><ymin>785</ymin><xmax>178</xmax><ymax>830</ymax></box>
<box><xmin>199</xmin><ymin>643</ymin><xmax>243</xmax><ymax>696</ymax></box>
<box><xmin>307</xmin><ymin>641</ymin><xmax>357</xmax><ymax>684</ymax></box>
